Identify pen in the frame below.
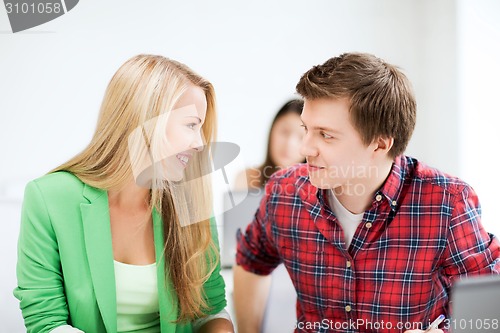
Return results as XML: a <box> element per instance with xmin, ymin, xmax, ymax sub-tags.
<box><xmin>424</xmin><ymin>314</ymin><xmax>445</xmax><ymax>332</ymax></box>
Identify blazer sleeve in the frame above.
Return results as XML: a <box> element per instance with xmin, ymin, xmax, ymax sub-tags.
<box><xmin>201</xmin><ymin>217</ymin><xmax>227</xmax><ymax>315</ymax></box>
<box><xmin>13</xmin><ymin>181</ymin><xmax>71</xmax><ymax>333</ymax></box>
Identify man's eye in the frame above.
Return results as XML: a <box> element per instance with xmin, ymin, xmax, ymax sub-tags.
<box><xmin>321</xmin><ymin>132</ymin><xmax>333</xmax><ymax>139</ymax></box>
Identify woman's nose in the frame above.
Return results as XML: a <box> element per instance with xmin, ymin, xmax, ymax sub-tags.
<box><xmin>191</xmin><ymin>132</ymin><xmax>204</xmax><ymax>152</ymax></box>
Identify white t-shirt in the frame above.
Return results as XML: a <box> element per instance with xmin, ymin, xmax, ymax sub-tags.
<box><xmin>114</xmin><ymin>260</ymin><xmax>161</xmax><ymax>332</ymax></box>
<box><xmin>328</xmin><ymin>190</ymin><xmax>364</xmax><ymax>249</ymax></box>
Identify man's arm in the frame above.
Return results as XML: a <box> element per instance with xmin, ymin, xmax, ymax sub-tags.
<box><xmin>233</xmin><ymin>178</ymin><xmax>283</xmax><ymax>333</ymax></box>
<box><xmin>233</xmin><ymin>265</ymin><xmax>272</xmax><ymax>333</ymax></box>
<box><xmin>441</xmin><ymin>186</ymin><xmax>500</xmax><ymax>279</ymax></box>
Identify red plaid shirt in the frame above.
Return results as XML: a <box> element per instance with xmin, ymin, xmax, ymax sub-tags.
<box><xmin>236</xmin><ymin>155</ymin><xmax>500</xmax><ymax>333</ymax></box>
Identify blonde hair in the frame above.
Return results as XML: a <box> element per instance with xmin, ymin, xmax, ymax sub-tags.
<box><xmin>51</xmin><ymin>54</ymin><xmax>219</xmax><ymax>321</ymax></box>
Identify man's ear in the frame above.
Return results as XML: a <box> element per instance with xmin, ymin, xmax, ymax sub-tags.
<box><xmin>373</xmin><ymin>136</ymin><xmax>394</xmax><ymax>155</ymax></box>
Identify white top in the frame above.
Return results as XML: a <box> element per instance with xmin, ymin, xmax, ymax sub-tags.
<box><xmin>113</xmin><ymin>261</ymin><xmax>232</xmax><ymax>332</ymax></box>
<box><xmin>114</xmin><ymin>260</ymin><xmax>161</xmax><ymax>333</ymax></box>
<box><xmin>328</xmin><ymin>190</ymin><xmax>364</xmax><ymax>249</ymax></box>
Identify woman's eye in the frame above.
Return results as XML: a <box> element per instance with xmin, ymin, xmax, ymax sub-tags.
<box><xmin>300</xmin><ymin>124</ymin><xmax>308</xmax><ymax>133</ymax></box>
<box><xmin>186</xmin><ymin>123</ymin><xmax>196</xmax><ymax>130</ymax></box>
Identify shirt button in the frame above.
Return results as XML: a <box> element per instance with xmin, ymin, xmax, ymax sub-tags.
<box><xmin>346</xmin><ymin>260</ymin><xmax>352</xmax><ymax>268</ymax></box>
<box><xmin>345</xmin><ymin>305</ymin><xmax>352</xmax><ymax>312</ymax></box>
<box><xmin>392</xmin><ymin>200</ymin><xmax>397</xmax><ymax>206</ymax></box>
<box><xmin>375</xmin><ymin>194</ymin><xmax>383</xmax><ymax>201</ymax></box>
<box><xmin>365</xmin><ymin>222</ymin><xmax>373</xmax><ymax>229</ymax></box>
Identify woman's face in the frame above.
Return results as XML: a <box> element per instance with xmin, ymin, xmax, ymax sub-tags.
<box><xmin>160</xmin><ymin>85</ymin><xmax>207</xmax><ymax>181</ymax></box>
<box><xmin>269</xmin><ymin>112</ymin><xmax>305</xmax><ymax>168</ymax></box>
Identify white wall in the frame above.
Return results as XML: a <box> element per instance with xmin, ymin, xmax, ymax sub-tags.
<box><xmin>0</xmin><ymin>201</ymin><xmax>24</xmax><ymax>332</ymax></box>
<box><xmin>1</xmin><ymin>0</ymin><xmax>495</xmax><ymax>331</ymax></box>
<box><xmin>458</xmin><ymin>0</ymin><xmax>500</xmax><ymax>236</ymax></box>
<box><xmin>0</xmin><ymin>0</ymin><xmax>460</xmax><ymax>194</ymax></box>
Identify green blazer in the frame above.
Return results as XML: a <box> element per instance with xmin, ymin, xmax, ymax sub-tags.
<box><xmin>14</xmin><ymin>171</ymin><xmax>227</xmax><ymax>333</ymax></box>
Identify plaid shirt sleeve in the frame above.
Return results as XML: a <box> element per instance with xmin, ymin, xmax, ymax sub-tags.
<box><xmin>236</xmin><ymin>181</ymin><xmax>282</xmax><ymax>275</ymax></box>
<box><xmin>441</xmin><ymin>185</ymin><xmax>500</xmax><ymax>282</ymax></box>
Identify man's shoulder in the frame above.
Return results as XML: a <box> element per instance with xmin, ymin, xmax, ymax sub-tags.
<box><xmin>405</xmin><ymin>156</ymin><xmax>472</xmax><ymax>196</ymax></box>
<box><xmin>268</xmin><ymin>163</ymin><xmax>309</xmax><ymax>185</ymax></box>
<box><xmin>264</xmin><ymin>163</ymin><xmax>311</xmax><ymax>197</ymax></box>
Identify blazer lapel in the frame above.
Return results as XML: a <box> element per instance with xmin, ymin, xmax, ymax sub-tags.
<box><xmin>80</xmin><ymin>183</ymin><xmax>117</xmax><ymax>333</ymax></box>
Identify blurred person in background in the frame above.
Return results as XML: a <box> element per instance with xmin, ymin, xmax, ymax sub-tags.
<box><xmin>235</xmin><ymin>99</ymin><xmax>306</xmax><ymax>191</ymax></box>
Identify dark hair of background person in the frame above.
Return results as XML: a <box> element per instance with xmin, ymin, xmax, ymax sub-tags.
<box><xmin>258</xmin><ymin>99</ymin><xmax>306</xmax><ymax>187</ymax></box>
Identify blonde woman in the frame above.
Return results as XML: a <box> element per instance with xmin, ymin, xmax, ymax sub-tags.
<box><xmin>14</xmin><ymin>55</ymin><xmax>234</xmax><ymax>333</ymax></box>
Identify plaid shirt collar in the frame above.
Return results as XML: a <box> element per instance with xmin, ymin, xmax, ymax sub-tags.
<box><xmin>294</xmin><ymin>155</ymin><xmax>408</xmax><ymax>221</ymax></box>
<box><xmin>376</xmin><ymin>155</ymin><xmax>407</xmax><ymax>209</ymax></box>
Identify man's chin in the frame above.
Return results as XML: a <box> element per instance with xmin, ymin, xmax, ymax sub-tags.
<box><xmin>308</xmin><ymin>175</ymin><xmax>333</xmax><ymax>189</ymax></box>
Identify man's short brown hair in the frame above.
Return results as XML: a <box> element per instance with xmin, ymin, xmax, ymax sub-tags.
<box><xmin>296</xmin><ymin>52</ymin><xmax>416</xmax><ymax>158</ymax></box>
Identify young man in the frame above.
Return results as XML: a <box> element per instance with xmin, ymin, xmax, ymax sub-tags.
<box><xmin>233</xmin><ymin>53</ymin><xmax>500</xmax><ymax>333</ymax></box>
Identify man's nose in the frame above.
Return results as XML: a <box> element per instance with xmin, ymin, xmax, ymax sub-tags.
<box><xmin>299</xmin><ymin>133</ymin><xmax>318</xmax><ymax>158</ymax></box>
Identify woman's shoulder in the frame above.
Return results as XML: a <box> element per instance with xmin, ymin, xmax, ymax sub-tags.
<box><xmin>31</xmin><ymin>170</ymin><xmax>84</xmax><ymax>187</ymax></box>
<box><xmin>27</xmin><ymin>171</ymin><xmax>87</xmax><ymax>201</ymax></box>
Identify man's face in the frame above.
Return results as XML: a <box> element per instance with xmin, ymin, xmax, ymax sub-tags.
<box><xmin>300</xmin><ymin>98</ymin><xmax>378</xmax><ymax>191</ymax></box>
